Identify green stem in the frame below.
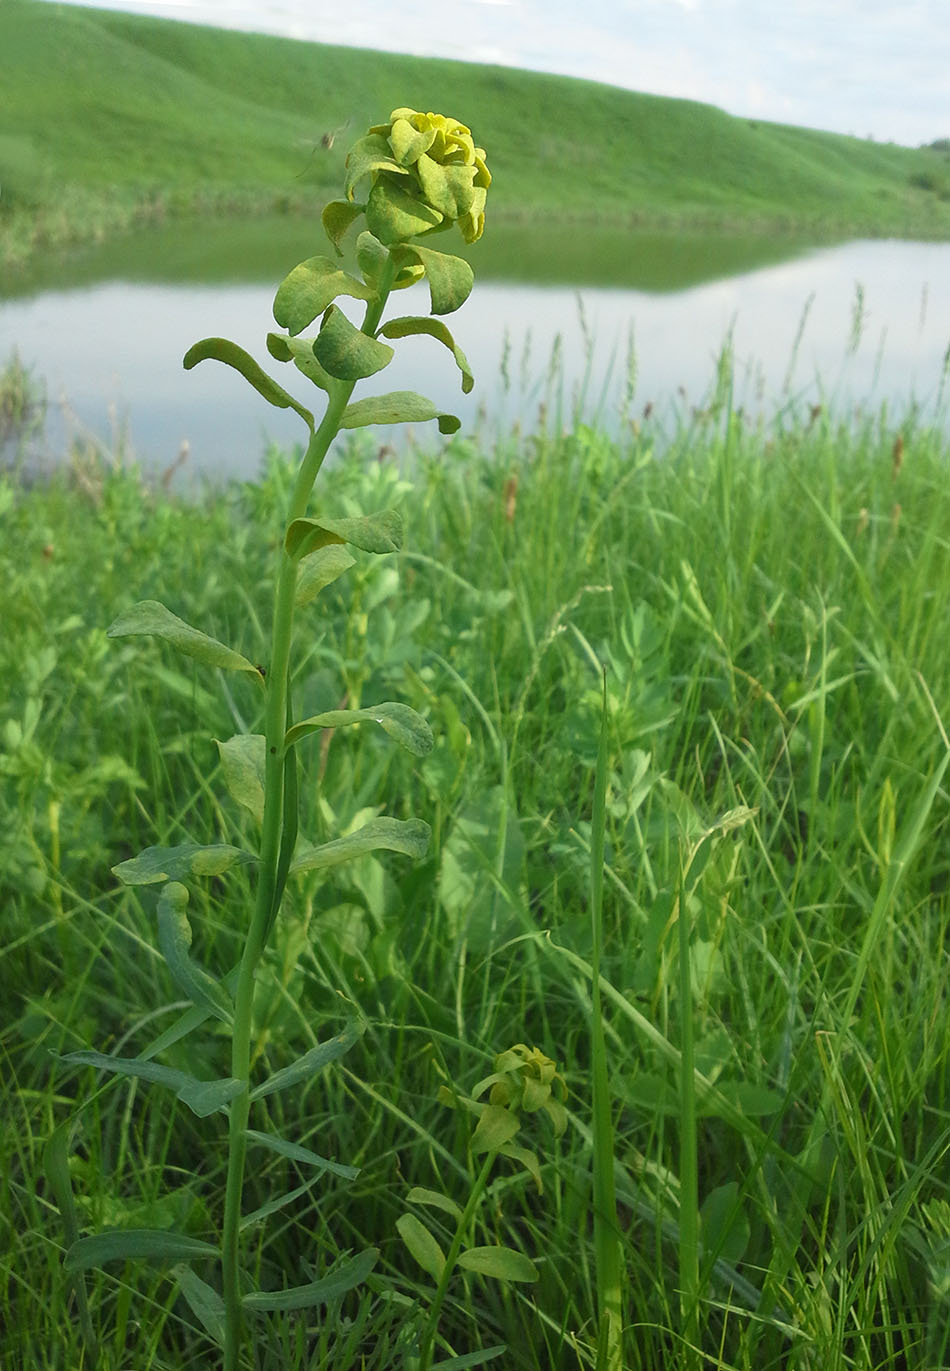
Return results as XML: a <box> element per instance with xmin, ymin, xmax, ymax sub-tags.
<box><xmin>220</xmin><ymin>255</ymin><xmax>398</xmax><ymax>1371</ymax></box>
<box><xmin>418</xmin><ymin>1149</ymin><xmax>497</xmax><ymax>1371</ymax></box>
<box><xmin>677</xmin><ymin>860</ymin><xmax>700</xmax><ymax>1369</ymax></box>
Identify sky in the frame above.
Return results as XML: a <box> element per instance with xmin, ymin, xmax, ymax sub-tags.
<box><xmin>44</xmin><ymin>0</ymin><xmax>950</xmax><ymax>149</ymax></box>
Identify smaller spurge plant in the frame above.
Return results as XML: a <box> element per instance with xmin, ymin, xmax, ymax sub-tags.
<box><xmin>47</xmin><ymin>110</ymin><xmax>489</xmax><ymax>1371</ymax></box>
<box><xmin>397</xmin><ymin>1044</ymin><xmax>567</xmax><ymax>1370</ymax></box>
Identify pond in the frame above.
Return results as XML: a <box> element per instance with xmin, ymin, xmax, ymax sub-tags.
<box><xmin>3</xmin><ymin>217</ymin><xmax>949</xmax><ymax>483</ymax></box>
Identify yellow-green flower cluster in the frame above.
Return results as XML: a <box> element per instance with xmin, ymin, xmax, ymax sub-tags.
<box><xmin>475</xmin><ymin>1044</ymin><xmax>568</xmax><ymax>1136</ymax></box>
<box><xmin>346</xmin><ymin>108</ymin><xmax>491</xmax><ymax>245</ymax></box>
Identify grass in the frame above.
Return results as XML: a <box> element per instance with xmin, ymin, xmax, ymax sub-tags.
<box><xmin>2</xmin><ymin>348</ymin><xmax>950</xmax><ymax>1366</ymax></box>
<box><xmin>3</xmin><ymin>0</ymin><xmax>950</xmax><ymax>272</ymax></box>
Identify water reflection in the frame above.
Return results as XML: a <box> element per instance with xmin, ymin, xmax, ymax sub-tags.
<box><xmin>3</xmin><ymin>230</ymin><xmax>949</xmax><ymax>483</ymax></box>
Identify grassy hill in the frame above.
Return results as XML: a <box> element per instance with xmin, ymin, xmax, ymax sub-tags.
<box><xmin>2</xmin><ymin>0</ymin><xmax>950</xmax><ymax>269</ymax></box>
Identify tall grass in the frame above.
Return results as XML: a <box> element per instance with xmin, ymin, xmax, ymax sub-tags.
<box><xmin>2</xmin><ymin>371</ymin><xmax>950</xmax><ymax>1367</ymax></box>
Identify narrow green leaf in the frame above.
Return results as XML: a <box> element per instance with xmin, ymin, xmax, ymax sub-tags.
<box><xmin>107</xmin><ymin>599</ymin><xmax>262</xmax><ymax>676</ymax></box>
<box><xmin>295</xmin><ymin>544</ymin><xmax>356</xmax><ymax>607</ymax></box>
<box><xmin>241</xmin><ymin>1179</ymin><xmax>322</xmax><ymax>1232</ymax></box>
<box><xmin>430</xmin><ymin>1347</ymin><xmax>507</xmax><ymax>1370</ymax></box>
<box><xmin>286</xmin><ymin>508</ymin><xmax>404</xmax><ymax>560</ymax></box>
<box><xmin>471</xmin><ymin>1104</ymin><xmax>520</xmax><ymax>1153</ymax></box>
<box><xmin>289</xmin><ymin>817</ymin><xmax>430</xmax><ymax>875</ymax></box>
<box><xmin>406</xmin><ymin>1187</ymin><xmax>462</xmax><ymax>1220</ymax></box>
<box><xmin>273</xmin><ymin>255</ymin><xmax>375</xmax><ymax>336</ymax></box>
<box><xmin>339</xmin><ymin>391</ymin><xmax>460</xmax><ymax>434</ymax></box>
<box><xmin>322</xmin><ymin>199</ymin><xmax>365</xmax><ymax>255</ymax></box>
<box><xmin>65</xmin><ymin>1228</ymin><xmax>217</xmax><ymax>1272</ymax></box>
<box><xmin>313</xmin><ymin>304</ymin><xmax>394</xmax><ymax>381</ymax></box>
<box><xmin>243</xmin><ymin>1248</ymin><xmax>378</xmax><ymax>1311</ymax></box>
<box><xmin>379</xmin><ymin>316</ymin><xmax>474</xmax><ymax>393</ymax></box>
<box><xmin>392</xmin><ymin>244</ymin><xmax>474</xmax><ymax>315</ymax></box>
<box><xmin>285</xmin><ymin>702</ymin><xmax>433</xmax><ymax>757</ymax></box>
<box><xmin>248</xmin><ymin>1018</ymin><xmax>365</xmax><ymax>1102</ymax></box>
<box><xmin>112</xmin><ymin>842</ymin><xmax>254</xmax><ymax>887</ymax></box>
<box><xmin>457</xmin><ymin>1246</ymin><xmax>538</xmax><ymax>1283</ymax></box>
<box><xmin>246</xmin><ymin>1129</ymin><xmax>359</xmax><ymax>1180</ymax></box>
<box><xmin>157</xmin><ymin>883</ymin><xmax>232</xmax><ymax>1024</ymax></box>
<box><xmin>215</xmin><ymin>734</ymin><xmax>266</xmax><ymax>824</ymax></box>
<box><xmin>174</xmin><ymin>1265</ymin><xmax>225</xmax><ymax>1347</ymax></box>
<box><xmin>44</xmin><ymin>1124</ymin><xmax>97</xmax><ymax>1356</ymax></box>
<box><xmin>183</xmin><ymin>337</ymin><xmax>313</xmax><ymax>429</ymax></box>
<box><xmin>396</xmin><ymin>1214</ymin><xmax>445</xmax><ymax>1281</ymax></box>
<box><xmin>266</xmin><ymin>331</ymin><xmax>337</xmax><ymax>394</ymax></box>
<box><xmin>58</xmin><ymin>1051</ymin><xmax>243</xmax><ymax>1118</ymax></box>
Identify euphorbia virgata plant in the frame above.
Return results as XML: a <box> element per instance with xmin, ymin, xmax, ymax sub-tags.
<box><xmin>47</xmin><ymin>109</ymin><xmax>490</xmax><ymax>1370</ymax></box>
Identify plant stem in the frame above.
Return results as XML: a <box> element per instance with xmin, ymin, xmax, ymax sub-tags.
<box><xmin>417</xmin><ymin>1149</ymin><xmax>497</xmax><ymax>1371</ymax></box>
<box><xmin>220</xmin><ymin>258</ymin><xmax>397</xmax><ymax>1371</ymax></box>
<box><xmin>590</xmin><ymin>672</ymin><xmax>624</xmax><ymax>1371</ymax></box>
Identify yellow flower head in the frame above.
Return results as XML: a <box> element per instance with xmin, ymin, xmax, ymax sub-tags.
<box><xmin>344</xmin><ymin>107</ymin><xmax>490</xmax><ymax>245</ymax></box>
<box><xmin>476</xmin><ymin>1043</ymin><xmax>567</xmax><ymax>1137</ymax></box>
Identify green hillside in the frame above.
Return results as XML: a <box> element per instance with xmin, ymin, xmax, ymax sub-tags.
<box><xmin>2</xmin><ymin>0</ymin><xmax>950</xmax><ymax>269</ymax></box>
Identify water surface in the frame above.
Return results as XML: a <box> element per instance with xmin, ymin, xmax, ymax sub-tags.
<box><xmin>3</xmin><ymin>219</ymin><xmax>948</xmax><ymax>483</ymax></box>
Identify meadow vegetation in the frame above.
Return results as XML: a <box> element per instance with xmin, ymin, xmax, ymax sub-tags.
<box><xmin>3</xmin><ymin>0</ymin><xmax>950</xmax><ymax>271</ymax></box>
<box><xmin>3</xmin><ymin>371</ymin><xmax>950</xmax><ymax>1366</ymax></box>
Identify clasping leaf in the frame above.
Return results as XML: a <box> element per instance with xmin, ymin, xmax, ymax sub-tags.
<box><xmin>183</xmin><ymin>338</ymin><xmax>314</xmax><ymax>430</ymax></box>
<box><xmin>289</xmin><ymin>816</ymin><xmax>430</xmax><ymax>875</ymax></box>
<box><xmin>248</xmin><ymin>1018</ymin><xmax>365</xmax><ymax>1102</ymax></box>
<box><xmin>285</xmin><ymin>509</ymin><xmax>403</xmax><ymax>560</ymax></box>
<box><xmin>339</xmin><ymin>391</ymin><xmax>460</xmax><ymax>434</ymax></box>
<box><xmin>107</xmin><ymin>600</ymin><xmax>262</xmax><ymax>678</ymax></box>
<box><xmin>285</xmin><ymin>702</ymin><xmax>433</xmax><ymax>757</ymax></box>
<box><xmin>273</xmin><ymin>255</ymin><xmax>375</xmax><ymax>335</ymax></box>
<box><xmin>379</xmin><ymin>316</ymin><xmax>474</xmax><ymax>393</ymax></box>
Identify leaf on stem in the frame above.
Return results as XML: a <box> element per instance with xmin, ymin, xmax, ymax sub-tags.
<box><xmin>322</xmin><ymin>199</ymin><xmax>366</xmax><ymax>255</ymax></box>
<box><xmin>157</xmin><ymin>883</ymin><xmax>233</xmax><ymax>1024</ymax></box>
<box><xmin>379</xmin><ymin>316</ymin><xmax>474</xmax><ymax>393</ymax></box>
<box><xmin>289</xmin><ymin>817</ymin><xmax>430</xmax><ymax>874</ymax></box>
<box><xmin>64</xmin><ymin>1229</ymin><xmax>218</xmax><ymax>1272</ymax></box>
<box><xmin>313</xmin><ymin>304</ymin><xmax>394</xmax><ymax>381</ymax></box>
<box><xmin>286</xmin><ymin>509</ymin><xmax>404</xmax><ymax>560</ymax></box>
<box><xmin>107</xmin><ymin>599</ymin><xmax>262</xmax><ymax>677</ymax></box>
<box><xmin>456</xmin><ymin>1246</ymin><xmax>538</xmax><ymax>1283</ymax></box>
<box><xmin>58</xmin><ymin>1051</ymin><xmax>244</xmax><ymax>1117</ymax></box>
<box><xmin>266</xmin><ymin>332</ymin><xmax>337</xmax><ymax>395</ymax></box>
<box><xmin>339</xmin><ymin>391</ymin><xmax>460</xmax><ymax>434</ymax></box>
<box><xmin>406</xmin><ymin>1187</ymin><xmax>463</xmax><ymax>1220</ymax></box>
<box><xmin>285</xmin><ymin>702</ymin><xmax>433</xmax><ymax>757</ymax></box>
<box><xmin>357</xmin><ymin>230</ymin><xmax>424</xmax><ymax>292</ymax></box>
<box><xmin>471</xmin><ymin>1104</ymin><xmax>520</xmax><ymax>1153</ymax></box>
<box><xmin>248</xmin><ymin>1018</ymin><xmax>365</xmax><ymax>1102</ymax></box>
<box><xmin>429</xmin><ymin>1347</ymin><xmax>508</xmax><ymax>1369</ymax></box>
<box><xmin>344</xmin><ymin>133</ymin><xmax>408</xmax><ymax>200</ymax></box>
<box><xmin>366</xmin><ymin>178</ymin><xmax>442</xmax><ymax>244</ymax></box>
<box><xmin>391</xmin><ymin>243</ymin><xmax>474</xmax><ymax>315</ymax></box>
<box><xmin>273</xmin><ymin>255</ymin><xmax>375</xmax><ymax>336</ymax></box>
<box><xmin>295</xmin><ymin>544</ymin><xmax>356</xmax><ymax>607</ymax></box>
<box><xmin>183</xmin><ymin>338</ymin><xmax>314</xmax><ymax>430</ymax></box>
<box><xmin>243</xmin><ymin>1247</ymin><xmax>378</xmax><ymax>1312</ymax></box>
<box><xmin>112</xmin><ymin>842</ymin><xmax>254</xmax><ymax>886</ymax></box>
<box><xmin>215</xmin><ymin>734</ymin><xmax>266</xmax><ymax>824</ymax></box>
<box><xmin>173</xmin><ymin>1265</ymin><xmax>225</xmax><ymax>1347</ymax></box>
<box><xmin>396</xmin><ymin>1214</ymin><xmax>446</xmax><ymax>1281</ymax></box>
<box><xmin>245</xmin><ymin>1128</ymin><xmax>359</xmax><ymax>1180</ymax></box>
